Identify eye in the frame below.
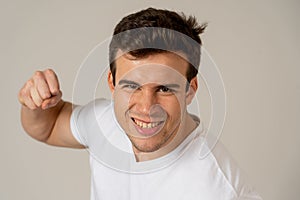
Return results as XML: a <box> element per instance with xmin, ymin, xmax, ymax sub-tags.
<box><xmin>122</xmin><ymin>84</ymin><xmax>139</xmax><ymax>90</ymax></box>
<box><xmin>158</xmin><ymin>86</ymin><xmax>173</xmax><ymax>93</ymax></box>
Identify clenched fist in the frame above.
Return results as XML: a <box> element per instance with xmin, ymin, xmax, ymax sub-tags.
<box><xmin>18</xmin><ymin>69</ymin><xmax>62</xmax><ymax>110</ymax></box>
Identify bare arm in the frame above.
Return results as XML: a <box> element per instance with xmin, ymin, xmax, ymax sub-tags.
<box><xmin>19</xmin><ymin>69</ymin><xmax>85</xmax><ymax>148</ymax></box>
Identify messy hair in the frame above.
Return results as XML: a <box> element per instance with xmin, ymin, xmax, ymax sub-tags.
<box><xmin>109</xmin><ymin>7</ymin><xmax>207</xmax><ymax>85</ymax></box>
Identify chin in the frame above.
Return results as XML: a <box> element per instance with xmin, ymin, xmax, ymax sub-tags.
<box><xmin>133</xmin><ymin>143</ymin><xmax>162</xmax><ymax>153</ymax></box>
<box><xmin>128</xmin><ymin>133</ymin><xmax>169</xmax><ymax>153</ymax></box>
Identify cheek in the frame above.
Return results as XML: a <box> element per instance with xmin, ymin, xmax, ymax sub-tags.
<box><xmin>160</xmin><ymin>96</ymin><xmax>183</xmax><ymax>119</ymax></box>
<box><xmin>113</xmin><ymin>91</ymin><xmax>133</xmax><ymax>125</ymax></box>
<box><xmin>114</xmin><ymin>90</ymin><xmax>132</xmax><ymax>107</ymax></box>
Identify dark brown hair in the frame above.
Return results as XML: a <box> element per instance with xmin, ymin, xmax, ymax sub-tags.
<box><xmin>109</xmin><ymin>7</ymin><xmax>207</xmax><ymax>85</ymax></box>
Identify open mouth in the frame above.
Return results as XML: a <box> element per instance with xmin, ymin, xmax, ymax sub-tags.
<box><xmin>131</xmin><ymin>117</ymin><xmax>165</xmax><ymax>137</ymax></box>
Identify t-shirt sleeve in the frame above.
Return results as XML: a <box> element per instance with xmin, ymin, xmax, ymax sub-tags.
<box><xmin>70</xmin><ymin>104</ymin><xmax>88</xmax><ymax>147</ymax></box>
<box><xmin>70</xmin><ymin>99</ymin><xmax>111</xmax><ymax>147</ymax></box>
<box><xmin>210</xmin><ymin>140</ymin><xmax>263</xmax><ymax>199</ymax></box>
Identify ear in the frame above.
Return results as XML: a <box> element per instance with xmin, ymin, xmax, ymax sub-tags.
<box><xmin>186</xmin><ymin>77</ymin><xmax>198</xmax><ymax>105</ymax></box>
<box><xmin>107</xmin><ymin>70</ymin><xmax>115</xmax><ymax>93</ymax></box>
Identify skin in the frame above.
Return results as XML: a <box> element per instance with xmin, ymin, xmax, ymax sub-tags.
<box><xmin>19</xmin><ymin>52</ymin><xmax>198</xmax><ymax>162</ymax></box>
<box><xmin>108</xmin><ymin>52</ymin><xmax>198</xmax><ymax>161</ymax></box>
<box><xmin>18</xmin><ymin>69</ymin><xmax>83</xmax><ymax>148</ymax></box>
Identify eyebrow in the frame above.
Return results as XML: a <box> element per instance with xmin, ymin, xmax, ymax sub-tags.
<box><xmin>118</xmin><ymin>80</ymin><xmax>141</xmax><ymax>86</ymax></box>
<box><xmin>118</xmin><ymin>79</ymin><xmax>181</xmax><ymax>89</ymax></box>
<box><xmin>158</xmin><ymin>84</ymin><xmax>181</xmax><ymax>89</ymax></box>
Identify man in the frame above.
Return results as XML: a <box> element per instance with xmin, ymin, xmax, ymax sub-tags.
<box><xmin>19</xmin><ymin>7</ymin><xmax>262</xmax><ymax>200</ymax></box>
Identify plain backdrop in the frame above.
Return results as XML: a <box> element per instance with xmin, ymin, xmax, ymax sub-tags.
<box><xmin>1</xmin><ymin>0</ymin><xmax>299</xmax><ymax>199</ymax></box>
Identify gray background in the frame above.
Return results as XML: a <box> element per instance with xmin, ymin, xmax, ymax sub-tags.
<box><xmin>1</xmin><ymin>0</ymin><xmax>299</xmax><ymax>199</ymax></box>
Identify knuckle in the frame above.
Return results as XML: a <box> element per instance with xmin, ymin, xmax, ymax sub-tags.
<box><xmin>36</xmin><ymin>101</ymin><xmax>42</xmax><ymax>107</ymax></box>
<box><xmin>19</xmin><ymin>88</ymin><xmax>27</xmax><ymax>98</ymax></box>
<box><xmin>45</xmin><ymin>68</ymin><xmax>55</xmax><ymax>76</ymax></box>
<box><xmin>41</xmin><ymin>91</ymin><xmax>51</xmax><ymax>99</ymax></box>
<box><xmin>52</xmin><ymin>88</ymin><xmax>59</xmax><ymax>94</ymax></box>
<box><xmin>26</xmin><ymin>79</ymin><xmax>34</xmax><ymax>88</ymax></box>
<box><xmin>34</xmin><ymin>71</ymin><xmax>43</xmax><ymax>78</ymax></box>
<box><xmin>32</xmin><ymin>97</ymin><xmax>42</xmax><ymax>106</ymax></box>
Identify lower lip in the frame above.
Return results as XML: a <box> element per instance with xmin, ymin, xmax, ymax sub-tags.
<box><xmin>132</xmin><ymin>120</ymin><xmax>164</xmax><ymax>137</ymax></box>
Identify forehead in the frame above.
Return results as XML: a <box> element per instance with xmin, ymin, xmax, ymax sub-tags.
<box><xmin>114</xmin><ymin>52</ymin><xmax>189</xmax><ymax>84</ymax></box>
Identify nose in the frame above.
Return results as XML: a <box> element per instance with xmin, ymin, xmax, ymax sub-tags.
<box><xmin>132</xmin><ymin>89</ymin><xmax>157</xmax><ymax>116</ymax></box>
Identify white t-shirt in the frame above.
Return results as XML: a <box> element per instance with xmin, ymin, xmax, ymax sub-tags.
<box><xmin>70</xmin><ymin>99</ymin><xmax>262</xmax><ymax>200</ymax></box>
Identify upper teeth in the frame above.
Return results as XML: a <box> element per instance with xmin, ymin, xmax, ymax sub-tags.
<box><xmin>134</xmin><ymin>119</ymin><xmax>160</xmax><ymax>129</ymax></box>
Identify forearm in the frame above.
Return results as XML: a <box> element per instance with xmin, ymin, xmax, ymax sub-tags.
<box><xmin>21</xmin><ymin>100</ymin><xmax>66</xmax><ymax>142</ymax></box>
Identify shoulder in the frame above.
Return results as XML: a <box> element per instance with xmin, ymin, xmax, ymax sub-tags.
<box><xmin>70</xmin><ymin>98</ymin><xmax>115</xmax><ymax>146</ymax></box>
<box><xmin>72</xmin><ymin>98</ymin><xmax>112</xmax><ymax>117</ymax></box>
<box><xmin>193</xmin><ymin>133</ymin><xmax>262</xmax><ymax>199</ymax></box>
<box><xmin>71</xmin><ymin>98</ymin><xmax>113</xmax><ymax>134</ymax></box>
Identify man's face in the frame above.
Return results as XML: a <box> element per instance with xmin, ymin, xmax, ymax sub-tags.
<box><xmin>108</xmin><ymin>52</ymin><xmax>197</xmax><ymax>153</ymax></box>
